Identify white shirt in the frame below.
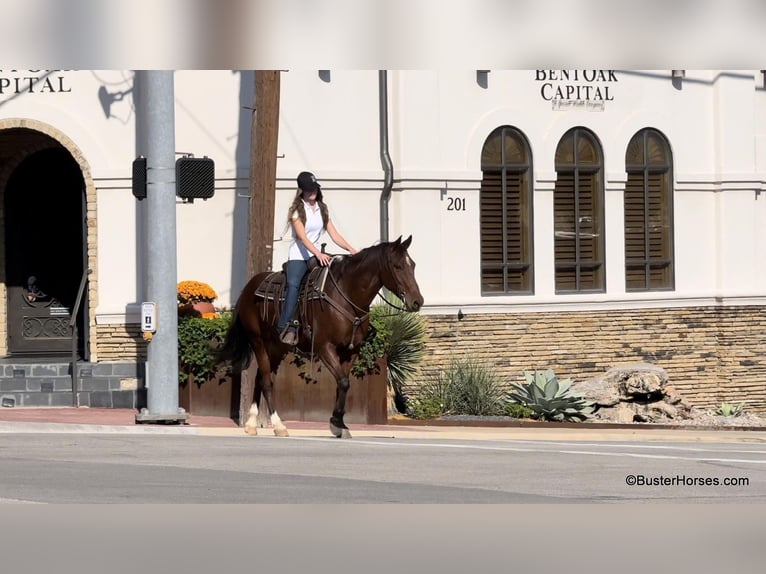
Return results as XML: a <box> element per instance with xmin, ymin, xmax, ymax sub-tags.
<box><xmin>288</xmin><ymin>200</ymin><xmax>325</xmax><ymax>261</ymax></box>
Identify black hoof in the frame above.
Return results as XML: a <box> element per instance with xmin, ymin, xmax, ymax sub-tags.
<box><xmin>329</xmin><ymin>417</ymin><xmax>351</xmax><ymax>439</ymax></box>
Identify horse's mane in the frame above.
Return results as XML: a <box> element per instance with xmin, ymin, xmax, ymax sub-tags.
<box><xmin>328</xmin><ymin>241</ymin><xmax>388</xmax><ymax>276</ymax></box>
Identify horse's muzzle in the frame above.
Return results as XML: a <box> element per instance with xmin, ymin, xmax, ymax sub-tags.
<box><xmin>410</xmin><ymin>298</ymin><xmax>422</xmax><ymax>312</ymax></box>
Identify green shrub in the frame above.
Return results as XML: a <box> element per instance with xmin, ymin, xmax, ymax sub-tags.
<box><xmin>508</xmin><ymin>368</ymin><xmax>594</xmax><ymax>422</ymax></box>
<box><xmin>504</xmin><ymin>401</ymin><xmax>535</xmax><ymax>419</ymax></box>
<box><xmin>178</xmin><ymin>312</ymin><xmax>232</xmax><ymax>384</ymax></box>
<box><xmin>409</xmin><ymin>397</ymin><xmax>445</xmax><ymax>420</ymax></box>
<box><xmin>409</xmin><ymin>358</ymin><xmax>506</xmax><ymax>418</ymax></box>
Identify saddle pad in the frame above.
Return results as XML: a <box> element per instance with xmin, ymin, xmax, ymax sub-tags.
<box><xmin>253</xmin><ymin>262</ymin><xmax>334</xmax><ymax>301</ymax></box>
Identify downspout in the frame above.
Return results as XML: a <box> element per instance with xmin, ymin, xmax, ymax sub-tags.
<box><xmin>379</xmin><ymin>70</ymin><xmax>393</xmax><ymax>242</ymax></box>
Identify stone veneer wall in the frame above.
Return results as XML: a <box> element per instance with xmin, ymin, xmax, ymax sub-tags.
<box><xmin>417</xmin><ymin>306</ymin><xmax>766</xmax><ymax>413</ymax></box>
<box><xmin>95</xmin><ymin>324</ymin><xmax>147</xmax><ymax>362</ymax></box>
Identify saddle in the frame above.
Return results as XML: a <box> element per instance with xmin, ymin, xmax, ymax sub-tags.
<box><xmin>254</xmin><ymin>256</ymin><xmax>338</xmax><ymax>332</ymax></box>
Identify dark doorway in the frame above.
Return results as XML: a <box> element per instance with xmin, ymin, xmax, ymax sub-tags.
<box><xmin>4</xmin><ymin>147</ymin><xmax>86</xmax><ymax>356</ymax></box>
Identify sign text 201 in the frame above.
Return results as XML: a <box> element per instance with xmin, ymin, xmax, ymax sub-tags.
<box><xmin>447</xmin><ymin>197</ymin><xmax>466</xmax><ymax>211</ymax></box>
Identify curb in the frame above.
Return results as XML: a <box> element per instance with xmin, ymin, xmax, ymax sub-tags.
<box><xmin>2</xmin><ymin>420</ymin><xmax>766</xmax><ymax>443</ymax></box>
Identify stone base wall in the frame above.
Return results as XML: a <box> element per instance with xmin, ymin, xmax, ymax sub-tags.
<box><xmin>95</xmin><ymin>324</ymin><xmax>147</xmax><ymax>362</ymax></box>
<box><xmin>418</xmin><ymin>306</ymin><xmax>766</xmax><ymax>413</ymax></box>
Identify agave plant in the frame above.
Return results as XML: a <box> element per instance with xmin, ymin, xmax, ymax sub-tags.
<box><xmin>507</xmin><ymin>368</ymin><xmax>595</xmax><ymax>422</ymax></box>
<box><xmin>716</xmin><ymin>401</ymin><xmax>745</xmax><ymax>417</ymax></box>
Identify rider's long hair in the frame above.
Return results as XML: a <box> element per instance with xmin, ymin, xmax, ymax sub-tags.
<box><xmin>286</xmin><ymin>188</ymin><xmax>329</xmax><ymax>230</ymax></box>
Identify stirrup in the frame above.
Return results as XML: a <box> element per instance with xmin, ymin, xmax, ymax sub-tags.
<box><xmin>281</xmin><ymin>330</ymin><xmax>298</xmax><ymax>346</ymax></box>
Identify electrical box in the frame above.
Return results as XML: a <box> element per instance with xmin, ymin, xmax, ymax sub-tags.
<box><xmin>141</xmin><ymin>302</ymin><xmax>157</xmax><ymax>333</ymax></box>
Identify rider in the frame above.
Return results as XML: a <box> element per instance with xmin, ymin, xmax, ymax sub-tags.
<box><xmin>277</xmin><ymin>171</ymin><xmax>357</xmax><ymax>346</ymax></box>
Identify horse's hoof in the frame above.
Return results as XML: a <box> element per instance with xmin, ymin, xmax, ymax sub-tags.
<box><xmin>244</xmin><ymin>424</ymin><xmax>258</xmax><ymax>436</ymax></box>
<box><xmin>330</xmin><ymin>420</ymin><xmax>352</xmax><ymax>438</ymax></box>
<box><xmin>274</xmin><ymin>427</ymin><xmax>289</xmax><ymax>437</ymax></box>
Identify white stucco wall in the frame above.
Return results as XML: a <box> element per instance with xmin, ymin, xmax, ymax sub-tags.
<box><xmin>3</xmin><ymin>69</ymin><xmax>766</xmax><ymax>323</ymax></box>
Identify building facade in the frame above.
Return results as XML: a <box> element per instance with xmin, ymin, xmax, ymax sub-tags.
<box><xmin>1</xmin><ymin>69</ymin><xmax>765</xmax><ymax>411</ymax></box>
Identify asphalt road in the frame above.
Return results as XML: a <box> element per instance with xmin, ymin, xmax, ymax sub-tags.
<box><xmin>1</xmin><ymin>433</ymin><xmax>765</xmax><ymax>503</ymax></box>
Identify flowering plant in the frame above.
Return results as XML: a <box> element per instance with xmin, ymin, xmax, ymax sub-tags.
<box><xmin>177</xmin><ymin>280</ymin><xmax>218</xmax><ymax>305</ymax></box>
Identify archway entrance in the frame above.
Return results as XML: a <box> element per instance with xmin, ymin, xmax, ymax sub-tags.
<box><xmin>3</xmin><ymin>145</ymin><xmax>87</xmax><ymax>357</ymax></box>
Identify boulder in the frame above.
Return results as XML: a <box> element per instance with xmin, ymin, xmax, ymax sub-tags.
<box><xmin>572</xmin><ymin>363</ymin><xmax>694</xmax><ymax>424</ymax></box>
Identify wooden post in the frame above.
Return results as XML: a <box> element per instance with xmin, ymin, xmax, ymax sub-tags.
<box><xmin>239</xmin><ymin>70</ymin><xmax>281</xmax><ymax>426</ymax></box>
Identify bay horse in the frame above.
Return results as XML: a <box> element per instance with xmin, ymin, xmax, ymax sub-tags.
<box><xmin>219</xmin><ymin>235</ymin><xmax>424</xmax><ymax>438</ymax></box>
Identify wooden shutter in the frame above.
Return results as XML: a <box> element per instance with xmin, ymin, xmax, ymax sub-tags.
<box><xmin>480</xmin><ymin>170</ymin><xmax>504</xmax><ymax>292</ymax></box>
<box><xmin>624</xmin><ymin>167</ymin><xmax>672</xmax><ymax>290</ymax></box>
<box><xmin>554</xmin><ymin>172</ymin><xmax>577</xmax><ymax>290</ymax></box>
<box><xmin>625</xmin><ymin>171</ymin><xmax>647</xmax><ymax>289</ymax></box>
<box><xmin>480</xmin><ymin>126</ymin><xmax>533</xmax><ymax>294</ymax></box>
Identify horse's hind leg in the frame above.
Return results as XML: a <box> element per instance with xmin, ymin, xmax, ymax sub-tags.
<box><xmin>255</xmin><ymin>345</ymin><xmax>289</xmax><ymax>437</ymax></box>
<box><xmin>244</xmin><ymin>375</ymin><xmax>263</xmax><ymax>436</ymax></box>
<box><xmin>243</xmin><ymin>342</ymin><xmax>289</xmax><ymax>437</ymax></box>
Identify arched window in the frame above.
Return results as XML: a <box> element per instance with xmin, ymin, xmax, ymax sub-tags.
<box><xmin>479</xmin><ymin>126</ymin><xmax>534</xmax><ymax>294</ymax></box>
<box><xmin>624</xmin><ymin>129</ymin><xmax>674</xmax><ymax>291</ymax></box>
<box><xmin>554</xmin><ymin>127</ymin><xmax>605</xmax><ymax>292</ymax></box>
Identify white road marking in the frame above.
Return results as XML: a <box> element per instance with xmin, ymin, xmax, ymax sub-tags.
<box><xmin>0</xmin><ymin>497</ymin><xmax>44</xmax><ymax>504</ymax></box>
<box><xmin>288</xmin><ymin>436</ymin><xmax>766</xmax><ymax>464</ymax></box>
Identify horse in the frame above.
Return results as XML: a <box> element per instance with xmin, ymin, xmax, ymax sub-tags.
<box><xmin>219</xmin><ymin>235</ymin><xmax>424</xmax><ymax>438</ymax></box>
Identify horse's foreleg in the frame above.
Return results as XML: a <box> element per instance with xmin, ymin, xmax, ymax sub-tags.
<box><xmin>321</xmin><ymin>346</ymin><xmax>353</xmax><ymax>439</ymax></box>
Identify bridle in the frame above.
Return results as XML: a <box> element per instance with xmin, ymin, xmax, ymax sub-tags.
<box><xmin>317</xmin><ymin>247</ymin><xmax>412</xmax><ymax>348</ymax></box>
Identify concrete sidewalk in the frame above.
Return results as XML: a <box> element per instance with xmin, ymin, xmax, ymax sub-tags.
<box><xmin>1</xmin><ymin>406</ymin><xmax>766</xmax><ymax>442</ymax></box>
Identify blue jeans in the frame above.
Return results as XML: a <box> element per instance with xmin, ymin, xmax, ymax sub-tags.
<box><xmin>277</xmin><ymin>259</ymin><xmax>309</xmax><ymax>332</ymax></box>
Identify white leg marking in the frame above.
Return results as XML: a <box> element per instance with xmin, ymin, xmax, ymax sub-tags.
<box><xmin>272</xmin><ymin>411</ymin><xmax>289</xmax><ymax>437</ymax></box>
<box><xmin>244</xmin><ymin>403</ymin><xmax>259</xmax><ymax>435</ymax></box>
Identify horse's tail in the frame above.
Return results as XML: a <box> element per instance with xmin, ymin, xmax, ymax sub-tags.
<box><xmin>217</xmin><ymin>308</ymin><xmax>253</xmax><ymax>371</ymax></box>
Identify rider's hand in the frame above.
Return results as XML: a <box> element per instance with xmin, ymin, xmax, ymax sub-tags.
<box><xmin>317</xmin><ymin>253</ymin><xmax>331</xmax><ymax>266</ymax></box>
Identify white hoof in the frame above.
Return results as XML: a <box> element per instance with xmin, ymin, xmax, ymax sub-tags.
<box><xmin>244</xmin><ymin>404</ymin><xmax>259</xmax><ymax>436</ymax></box>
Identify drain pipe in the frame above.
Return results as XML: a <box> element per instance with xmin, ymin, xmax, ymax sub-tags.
<box><xmin>379</xmin><ymin>70</ymin><xmax>393</xmax><ymax>242</ymax></box>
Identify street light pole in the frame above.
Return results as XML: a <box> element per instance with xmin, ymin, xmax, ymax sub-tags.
<box><xmin>135</xmin><ymin>70</ymin><xmax>188</xmax><ymax>424</ymax></box>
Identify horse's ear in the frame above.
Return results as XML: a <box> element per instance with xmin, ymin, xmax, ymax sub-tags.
<box><xmin>393</xmin><ymin>236</ymin><xmax>402</xmax><ymax>247</ymax></box>
<box><xmin>401</xmin><ymin>235</ymin><xmax>412</xmax><ymax>250</ymax></box>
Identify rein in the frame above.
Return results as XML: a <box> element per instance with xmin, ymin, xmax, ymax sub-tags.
<box><xmin>378</xmin><ymin>291</ymin><xmax>410</xmax><ymax>313</ymax></box>
<box><xmin>322</xmin><ymin>264</ymin><xmax>371</xmax><ymax>350</ymax></box>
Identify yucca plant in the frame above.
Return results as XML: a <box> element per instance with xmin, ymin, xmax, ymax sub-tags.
<box><xmin>508</xmin><ymin>368</ymin><xmax>595</xmax><ymax>422</ymax></box>
<box><xmin>381</xmin><ymin>295</ymin><xmax>428</xmax><ymax>406</ymax></box>
<box><xmin>716</xmin><ymin>401</ymin><xmax>745</xmax><ymax>417</ymax></box>
<box><xmin>353</xmin><ymin>294</ymin><xmax>427</xmax><ymax>414</ymax></box>
<box><xmin>411</xmin><ymin>358</ymin><xmax>506</xmax><ymax>418</ymax></box>
<box><xmin>451</xmin><ymin>359</ymin><xmax>506</xmax><ymax>416</ymax></box>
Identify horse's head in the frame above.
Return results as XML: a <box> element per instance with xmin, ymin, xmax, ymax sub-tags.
<box><xmin>383</xmin><ymin>235</ymin><xmax>424</xmax><ymax>312</ymax></box>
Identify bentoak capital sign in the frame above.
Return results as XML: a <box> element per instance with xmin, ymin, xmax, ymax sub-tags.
<box><xmin>0</xmin><ymin>70</ymin><xmax>72</xmax><ymax>94</ymax></box>
<box><xmin>536</xmin><ymin>70</ymin><xmax>617</xmax><ymax>108</ymax></box>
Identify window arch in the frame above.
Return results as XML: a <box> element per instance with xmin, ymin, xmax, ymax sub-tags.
<box><xmin>554</xmin><ymin>127</ymin><xmax>605</xmax><ymax>292</ymax></box>
<box><xmin>624</xmin><ymin>128</ymin><xmax>674</xmax><ymax>291</ymax></box>
<box><xmin>479</xmin><ymin>126</ymin><xmax>534</xmax><ymax>294</ymax></box>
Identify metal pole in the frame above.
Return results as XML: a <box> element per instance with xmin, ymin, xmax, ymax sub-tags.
<box><xmin>135</xmin><ymin>70</ymin><xmax>187</xmax><ymax>423</ymax></box>
<box><xmin>379</xmin><ymin>70</ymin><xmax>393</xmax><ymax>243</ymax></box>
